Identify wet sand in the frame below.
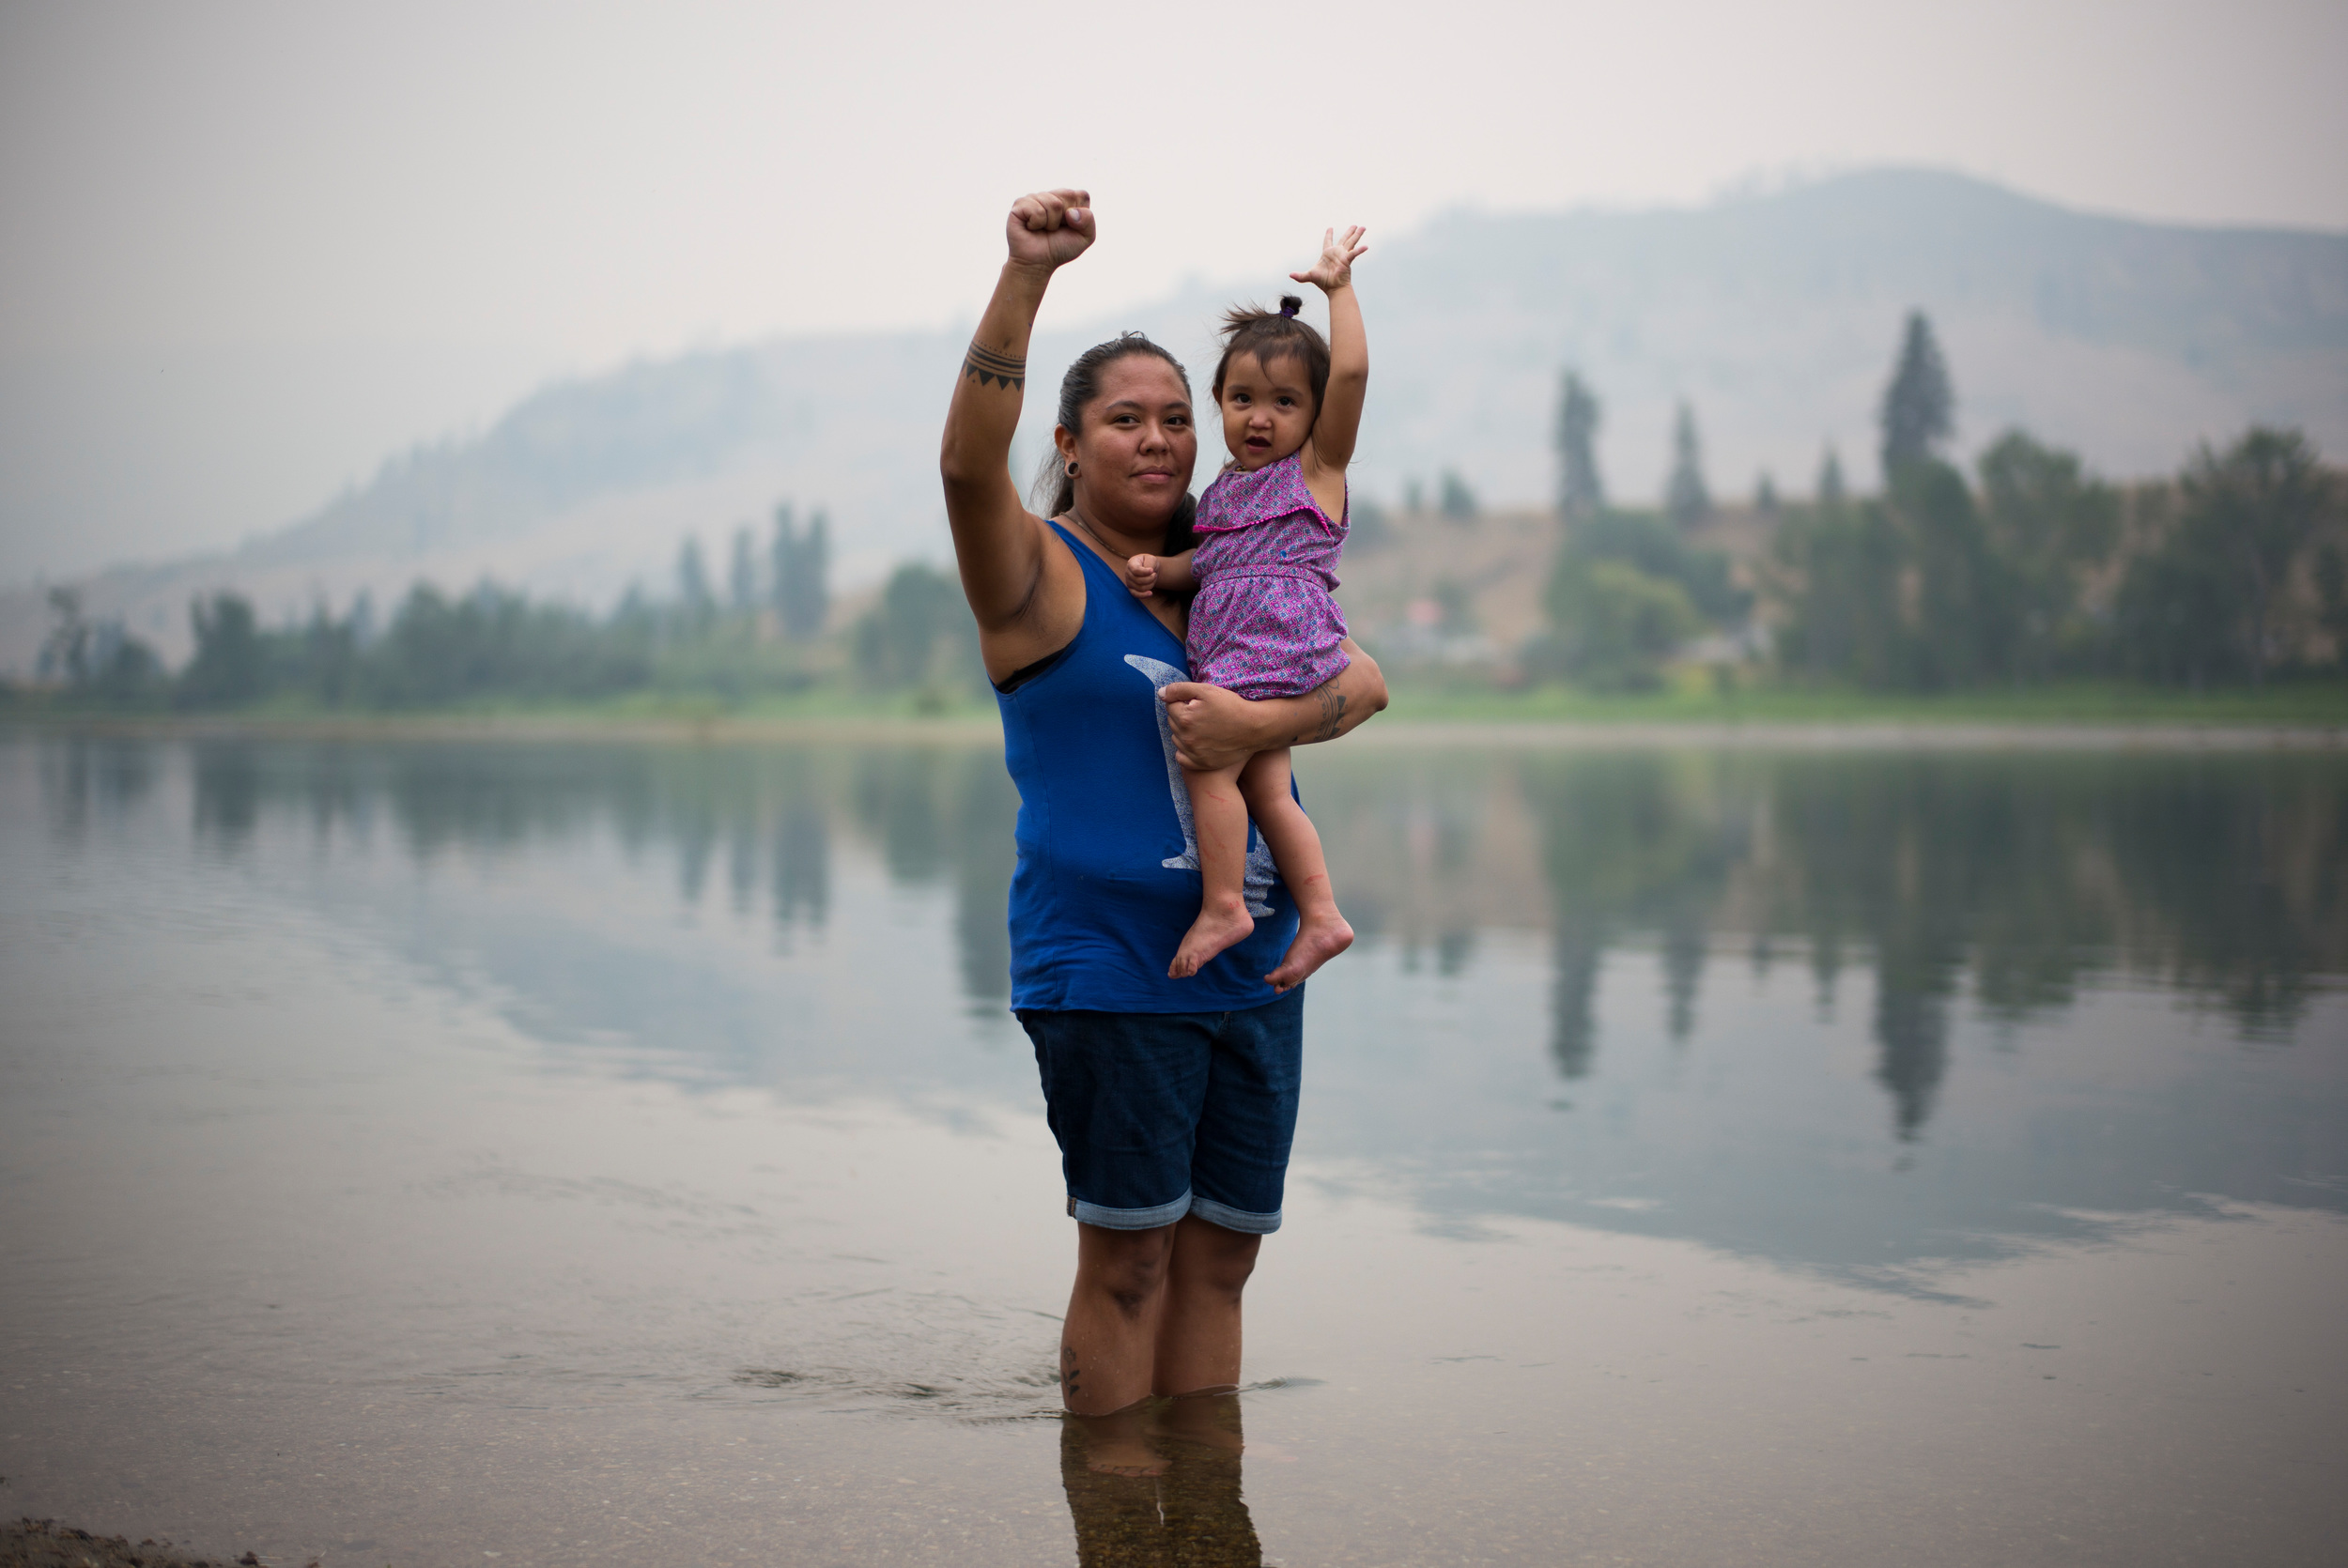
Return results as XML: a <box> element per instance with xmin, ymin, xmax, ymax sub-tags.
<box><xmin>3</xmin><ymin>1519</ymin><xmax>253</xmax><ymax>1568</ymax></box>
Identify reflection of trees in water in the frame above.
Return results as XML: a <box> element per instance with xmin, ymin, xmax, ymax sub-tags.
<box><xmin>74</xmin><ymin>737</ymin><xmax>2348</xmax><ymax>1133</ymax></box>
<box><xmin>2100</xmin><ymin>762</ymin><xmax>2345</xmax><ymax>1037</ymax></box>
<box><xmin>1512</xmin><ymin>753</ymin><xmax>2348</xmax><ymax>1137</ymax></box>
<box><xmin>1520</xmin><ymin>755</ymin><xmax>1747</xmax><ymax>1078</ymax></box>
<box><xmin>174</xmin><ymin>738</ymin><xmax>1015</xmax><ymax>997</ymax></box>
<box><xmin>38</xmin><ymin>736</ymin><xmax>159</xmax><ymax>843</ymax></box>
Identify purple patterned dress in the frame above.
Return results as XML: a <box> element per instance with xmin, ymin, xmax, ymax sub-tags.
<box><xmin>1186</xmin><ymin>451</ymin><xmax>1352</xmax><ymax>700</ymax></box>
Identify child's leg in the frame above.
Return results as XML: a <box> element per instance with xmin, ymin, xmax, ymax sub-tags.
<box><xmin>1169</xmin><ymin>759</ymin><xmax>1259</xmax><ymax>978</ymax></box>
<box><xmin>1236</xmin><ymin>748</ymin><xmax>1354</xmax><ymax>992</ymax></box>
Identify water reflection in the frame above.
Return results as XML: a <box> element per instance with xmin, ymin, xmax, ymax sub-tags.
<box><xmin>1313</xmin><ymin>749</ymin><xmax>2348</xmax><ymax>1130</ymax></box>
<box><xmin>1061</xmin><ymin>1398</ymin><xmax>1259</xmax><ymax>1568</ymax></box>
<box><xmin>28</xmin><ymin>733</ymin><xmax>2348</xmax><ymax>1280</ymax></box>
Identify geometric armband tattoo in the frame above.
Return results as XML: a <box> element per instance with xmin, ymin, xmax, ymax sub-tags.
<box><xmin>963</xmin><ymin>341</ymin><xmax>1027</xmax><ymax>391</ymax></box>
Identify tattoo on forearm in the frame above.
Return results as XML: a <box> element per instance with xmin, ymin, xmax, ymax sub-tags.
<box><xmin>963</xmin><ymin>341</ymin><xmax>1027</xmax><ymax>391</ymax></box>
<box><xmin>1299</xmin><ymin>687</ymin><xmax>1346</xmax><ymax>745</ymax></box>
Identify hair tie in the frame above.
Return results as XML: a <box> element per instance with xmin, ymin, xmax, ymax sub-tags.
<box><xmin>1278</xmin><ymin>299</ymin><xmax>1301</xmax><ymax>318</ymax></box>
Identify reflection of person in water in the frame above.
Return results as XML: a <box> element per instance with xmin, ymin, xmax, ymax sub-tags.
<box><xmin>937</xmin><ymin>189</ymin><xmax>1388</xmax><ymax>1459</ymax></box>
<box><xmin>1060</xmin><ymin>1394</ymin><xmax>1261</xmax><ymax>1567</ymax></box>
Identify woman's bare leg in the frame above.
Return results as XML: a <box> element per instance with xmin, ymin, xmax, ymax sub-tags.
<box><xmin>1169</xmin><ymin>759</ymin><xmax>1259</xmax><ymax>977</ymax></box>
<box><xmin>1060</xmin><ymin>1218</ymin><xmax>1259</xmax><ymax>1474</ymax></box>
<box><xmin>1238</xmin><ymin>748</ymin><xmax>1354</xmax><ymax>992</ymax></box>
<box><xmin>1151</xmin><ymin>1213</ymin><xmax>1261</xmax><ymax>1396</ymax></box>
<box><xmin>1062</xmin><ymin>1222</ymin><xmax>1175</xmax><ymax>1419</ymax></box>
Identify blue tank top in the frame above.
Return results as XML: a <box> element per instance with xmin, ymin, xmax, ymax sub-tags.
<box><xmin>996</xmin><ymin>521</ymin><xmax>1300</xmax><ymax>1012</ymax></box>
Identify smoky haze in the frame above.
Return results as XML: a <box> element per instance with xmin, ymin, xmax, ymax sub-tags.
<box><xmin>2</xmin><ymin>0</ymin><xmax>2344</xmax><ymax>586</ymax></box>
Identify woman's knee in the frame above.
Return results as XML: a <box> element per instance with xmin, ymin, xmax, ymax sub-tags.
<box><xmin>1078</xmin><ymin>1224</ymin><xmax>1177</xmax><ymax>1316</ymax></box>
<box><xmin>1177</xmin><ymin>1221</ymin><xmax>1261</xmax><ymax>1298</ymax></box>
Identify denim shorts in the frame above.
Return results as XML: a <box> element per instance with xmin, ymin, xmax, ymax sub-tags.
<box><xmin>1019</xmin><ymin>986</ymin><xmax>1305</xmax><ymax>1235</ymax></box>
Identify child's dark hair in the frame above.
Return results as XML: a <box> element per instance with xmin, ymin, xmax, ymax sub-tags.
<box><xmin>1032</xmin><ymin>331</ymin><xmax>1197</xmax><ymax>553</ymax></box>
<box><xmin>1212</xmin><ymin>295</ymin><xmax>1331</xmax><ymax>418</ymax></box>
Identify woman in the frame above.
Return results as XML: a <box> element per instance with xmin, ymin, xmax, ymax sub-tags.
<box><xmin>938</xmin><ymin>190</ymin><xmax>1388</xmax><ymax>1449</ymax></box>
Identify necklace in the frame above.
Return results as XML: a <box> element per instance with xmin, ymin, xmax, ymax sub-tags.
<box><xmin>1061</xmin><ymin>504</ymin><xmax>1125</xmax><ymax>564</ymax></box>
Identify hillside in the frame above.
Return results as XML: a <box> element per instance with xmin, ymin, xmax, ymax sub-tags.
<box><xmin>6</xmin><ymin>167</ymin><xmax>2343</xmax><ymax>672</ymax></box>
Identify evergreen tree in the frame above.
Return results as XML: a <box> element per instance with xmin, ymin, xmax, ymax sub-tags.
<box><xmin>38</xmin><ymin>588</ymin><xmax>90</xmax><ymax>685</ymax></box>
<box><xmin>772</xmin><ymin>503</ymin><xmax>830</xmax><ymax>639</ymax></box>
<box><xmin>2174</xmin><ymin>427</ymin><xmax>2330</xmax><ymax>687</ymax></box>
<box><xmin>1879</xmin><ymin>311</ymin><xmax>1954</xmax><ymax>476</ymax></box>
<box><xmin>1975</xmin><ymin>432</ymin><xmax>2119</xmax><ymax>681</ymax></box>
<box><xmin>1438</xmin><ymin>469</ymin><xmax>1478</xmax><ymax>523</ymax></box>
<box><xmin>727</xmin><ymin>527</ymin><xmax>759</xmax><ymax>613</ymax></box>
<box><xmin>1754</xmin><ymin>473</ymin><xmax>1780</xmax><ymax>515</ymax></box>
<box><xmin>1816</xmin><ymin>446</ymin><xmax>1847</xmax><ymax>508</ymax></box>
<box><xmin>675</xmin><ymin>536</ymin><xmax>713</xmax><ymax>623</ymax></box>
<box><xmin>1554</xmin><ymin>371</ymin><xmax>1604</xmax><ymax>523</ymax></box>
<box><xmin>179</xmin><ymin>592</ymin><xmax>270</xmax><ymax>708</ymax></box>
<box><xmin>2317</xmin><ymin>546</ymin><xmax>2348</xmax><ymax>669</ymax></box>
<box><xmin>1664</xmin><ymin>402</ymin><xmax>1710</xmax><ymax>530</ymax></box>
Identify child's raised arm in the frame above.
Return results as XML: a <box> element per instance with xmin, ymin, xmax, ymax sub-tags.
<box><xmin>1294</xmin><ymin>225</ymin><xmax>1368</xmax><ymax>481</ymax></box>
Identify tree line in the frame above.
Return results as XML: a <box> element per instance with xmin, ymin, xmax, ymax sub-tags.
<box><xmin>1542</xmin><ymin>313</ymin><xmax>2347</xmax><ymax>690</ymax></box>
<box><xmin>20</xmin><ymin>318</ymin><xmax>2344</xmax><ymax>710</ymax></box>
<box><xmin>20</xmin><ymin>500</ymin><xmax>977</xmax><ymax>712</ymax></box>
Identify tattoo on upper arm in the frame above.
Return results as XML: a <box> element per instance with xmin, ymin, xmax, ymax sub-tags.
<box><xmin>964</xmin><ymin>342</ymin><xmax>1027</xmax><ymax>391</ymax></box>
<box><xmin>1299</xmin><ymin>686</ymin><xmax>1346</xmax><ymax>745</ymax></box>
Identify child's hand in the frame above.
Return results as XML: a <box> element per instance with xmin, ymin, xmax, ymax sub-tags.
<box><xmin>1125</xmin><ymin>554</ymin><xmax>1161</xmax><ymax>598</ymax></box>
<box><xmin>1290</xmin><ymin>225</ymin><xmax>1368</xmax><ymax>292</ymax></box>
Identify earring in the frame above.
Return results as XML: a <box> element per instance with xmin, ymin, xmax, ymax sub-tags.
<box><xmin>1065</xmin><ymin>462</ymin><xmax>1078</xmax><ymax>477</ymax></box>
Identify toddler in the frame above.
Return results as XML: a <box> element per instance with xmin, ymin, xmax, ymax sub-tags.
<box><xmin>1125</xmin><ymin>225</ymin><xmax>1369</xmax><ymax>991</ymax></box>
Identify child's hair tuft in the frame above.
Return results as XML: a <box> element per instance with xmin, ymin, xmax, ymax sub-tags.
<box><xmin>1213</xmin><ymin>298</ymin><xmax>1332</xmax><ymax>419</ymax></box>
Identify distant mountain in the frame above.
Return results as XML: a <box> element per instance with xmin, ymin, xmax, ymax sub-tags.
<box><xmin>8</xmin><ymin>168</ymin><xmax>2343</xmax><ymax>672</ymax></box>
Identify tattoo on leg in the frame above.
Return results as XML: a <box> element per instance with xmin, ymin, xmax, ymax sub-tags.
<box><xmin>963</xmin><ymin>341</ymin><xmax>1027</xmax><ymax>391</ymax></box>
<box><xmin>1061</xmin><ymin>1344</ymin><xmax>1081</xmax><ymax>1398</ymax></box>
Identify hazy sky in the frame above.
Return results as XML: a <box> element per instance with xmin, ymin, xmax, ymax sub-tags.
<box><xmin>3</xmin><ymin>0</ymin><xmax>2343</xmax><ymax>580</ymax></box>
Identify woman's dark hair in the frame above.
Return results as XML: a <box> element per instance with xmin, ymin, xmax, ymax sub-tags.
<box><xmin>1034</xmin><ymin>331</ymin><xmax>1197</xmax><ymax>553</ymax></box>
<box><xmin>1212</xmin><ymin>294</ymin><xmax>1331</xmax><ymax>418</ymax></box>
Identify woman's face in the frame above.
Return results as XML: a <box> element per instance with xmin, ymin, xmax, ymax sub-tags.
<box><xmin>1060</xmin><ymin>356</ymin><xmax>1197</xmax><ymax>530</ymax></box>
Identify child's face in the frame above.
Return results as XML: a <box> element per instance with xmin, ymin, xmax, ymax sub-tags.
<box><xmin>1217</xmin><ymin>351</ymin><xmax>1316</xmax><ymax>471</ymax></box>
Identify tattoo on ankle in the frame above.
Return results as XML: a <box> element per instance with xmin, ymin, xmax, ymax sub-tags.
<box><xmin>964</xmin><ymin>341</ymin><xmax>1027</xmax><ymax>391</ymax></box>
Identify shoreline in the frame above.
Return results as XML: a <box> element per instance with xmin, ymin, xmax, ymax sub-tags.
<box><xmin>1</xmin><ymin>1519</ymin><xmax>247</xmax><ymax>1568</ymax></box>
<box><xmin>6</xmin><ymin>710</ymin><xmax>2344</xmax><ymax>751</ymax></box>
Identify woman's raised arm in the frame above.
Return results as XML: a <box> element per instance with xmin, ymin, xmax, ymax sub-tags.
<box><xmin>939</xmin><ymin>190</ymin><xmax>1093</xmax><ymax>638</ymax></box>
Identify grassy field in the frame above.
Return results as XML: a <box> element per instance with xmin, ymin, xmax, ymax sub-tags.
<box><xmin>8</xmin><ymin>674</ymin><xmax>2348</xmax><ymax>740</ymax></box>
<box><xmin>1380</xmin><ymin>673</ymin><xmax>2348</xmax><ymax>728</ymax></box>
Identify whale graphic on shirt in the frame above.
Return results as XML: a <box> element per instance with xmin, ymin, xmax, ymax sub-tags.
<box><xmin>1124</xmin><ymin>654</ymin><xmax>1276</xmax><ymax>917</ymax></box>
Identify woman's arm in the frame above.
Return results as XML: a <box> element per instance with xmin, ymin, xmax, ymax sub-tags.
<box><xmin>1160</xmin><ymin>640</ymin><xmax>1389</xmax><ymax>771</ymax></box>
<box><xmin>939</xmin><ymin>190</ymin><xmax>1093</xmax><ymax>663</ymax></box>
<box><xmin>1296</xmin><ymin>227</ymin><xmax>1368</xmax><ymax>477</ymax></box>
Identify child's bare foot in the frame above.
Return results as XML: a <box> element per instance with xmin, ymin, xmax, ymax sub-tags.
<box><xmin>1266</xmin><ymin>910</ymin><xmax>1353</xmax><ymax>992</ymax></box>
<box><xmin>1169</xmin><ymin>897</ymin><xmax>1257</xmax><ymax>978</ymax></box>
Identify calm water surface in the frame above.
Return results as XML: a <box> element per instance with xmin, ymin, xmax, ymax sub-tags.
<box><xmin>4</xmin><ymin>732</ymin><xmax>2344</xmax><ymax>1565</ymax></box>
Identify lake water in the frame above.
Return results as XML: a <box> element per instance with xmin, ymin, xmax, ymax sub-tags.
<box><xmin>4</xmin><ymin>730</ymin><xmax>2344</xmax><ymax>1566</ymax></box>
